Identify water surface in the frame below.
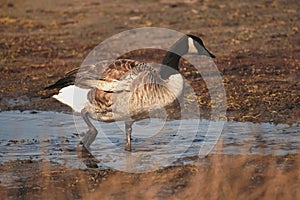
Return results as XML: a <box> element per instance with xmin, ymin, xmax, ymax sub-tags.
<box><xmin>0</xmin><ymin>111</ymin><xmax>299</xmax><ymax>171</ymax></box>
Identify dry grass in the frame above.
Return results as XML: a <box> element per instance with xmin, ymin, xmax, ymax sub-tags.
<box><xmin>86</xmin><ymin>142</ymin><xmax>300</xmax><ymax>200</ymax></box>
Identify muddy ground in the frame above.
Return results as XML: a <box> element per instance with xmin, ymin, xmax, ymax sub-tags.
<box><xmin>0</xmin><ymin>0</ymin><xmax>299</xmax><ymax>199</ymax></box>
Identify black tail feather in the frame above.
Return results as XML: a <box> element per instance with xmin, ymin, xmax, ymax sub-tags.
<box><xmin>44</xmin><ymin>77</ymin><xmax>74</xmax><ymax>90</ymax></box>
<box><xmin>44</xmin><ymin>68</ymin><xmax>79</xmax><ymax>90</ymax></box>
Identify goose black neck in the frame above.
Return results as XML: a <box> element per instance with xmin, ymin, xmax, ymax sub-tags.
<box><xmin>160</xmin><ymin>35</ymin><xmax>188</xmax><ymax>80</ymax></box>
<box><xmin>161</xmin><ymin>50</ymin><xmax>184</xmax><ymax>80</ymax></box>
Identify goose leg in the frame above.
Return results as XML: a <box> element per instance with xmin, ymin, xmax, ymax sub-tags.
<box><xmin>80</xmin><ymin>108</ymin><xmax>98</xmax><ymax>149</ymax></box>
<box><xmin>125</xmin><ymin>121</ymin><xmax>134</xmax><ymax>151</ymax></box>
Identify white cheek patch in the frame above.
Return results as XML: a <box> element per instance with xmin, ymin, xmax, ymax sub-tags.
<box><xmin>188</xmin><ymin>37</ymin><xmax>198</xmax><ymax>54</ymax></box>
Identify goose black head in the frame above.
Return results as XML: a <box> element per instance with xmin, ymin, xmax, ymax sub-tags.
<box><xmin>164</xmin><ymin>34</ymin><xmax>215</xmax><ymax>61</ymax></box>
<box><xmin>161</xmin><ymin>34</ymin><xmax>215</xmax><ymax>79</ymax></box>
<box><xmin>186</xmin><ymin>34</ymin><xmax>216</xmax><ymax>58</ymax></box>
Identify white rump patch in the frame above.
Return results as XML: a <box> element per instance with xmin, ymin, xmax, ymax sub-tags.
<box><xmin>53</xmin><ymin>85</ymin><xmax>89</xmax><ymax>113</ymax></box>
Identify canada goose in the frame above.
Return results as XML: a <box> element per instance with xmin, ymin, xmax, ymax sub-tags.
<box><xmin>44</xmin><ymin>34</ymin><xmax>215</xmax><ymax>151</ymax></box>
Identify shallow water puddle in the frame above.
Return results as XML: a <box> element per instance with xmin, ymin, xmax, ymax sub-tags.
<box><xmin>0</xmin><ymin>111</ymin><xmax>299</xmax><ymax>170</ymax></box>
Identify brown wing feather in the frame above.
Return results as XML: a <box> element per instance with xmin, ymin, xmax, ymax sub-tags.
<box><xmin>45</xmin><ymin>59</ymin><xmax>141</xmax><ymax>90</ymax></box>
<box><xmin>100</xmin><ymin>59</ymin><xmax>141</xmax><ymax>81</ymax></box>
<box><xmin>89</xmin><ymin>59</ymin><xmax>146</xmax><ymax>114</ymax></box>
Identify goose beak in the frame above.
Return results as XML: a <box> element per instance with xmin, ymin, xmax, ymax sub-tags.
<box><xmin>194</xmin><ymin>42</ymin><xmax>216</xmax><ymax>58</ymax></box>
<box><xmin>205</xmin><ymin>49</ymin><xmax>216</xmax><ymax>58</ymax></box>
